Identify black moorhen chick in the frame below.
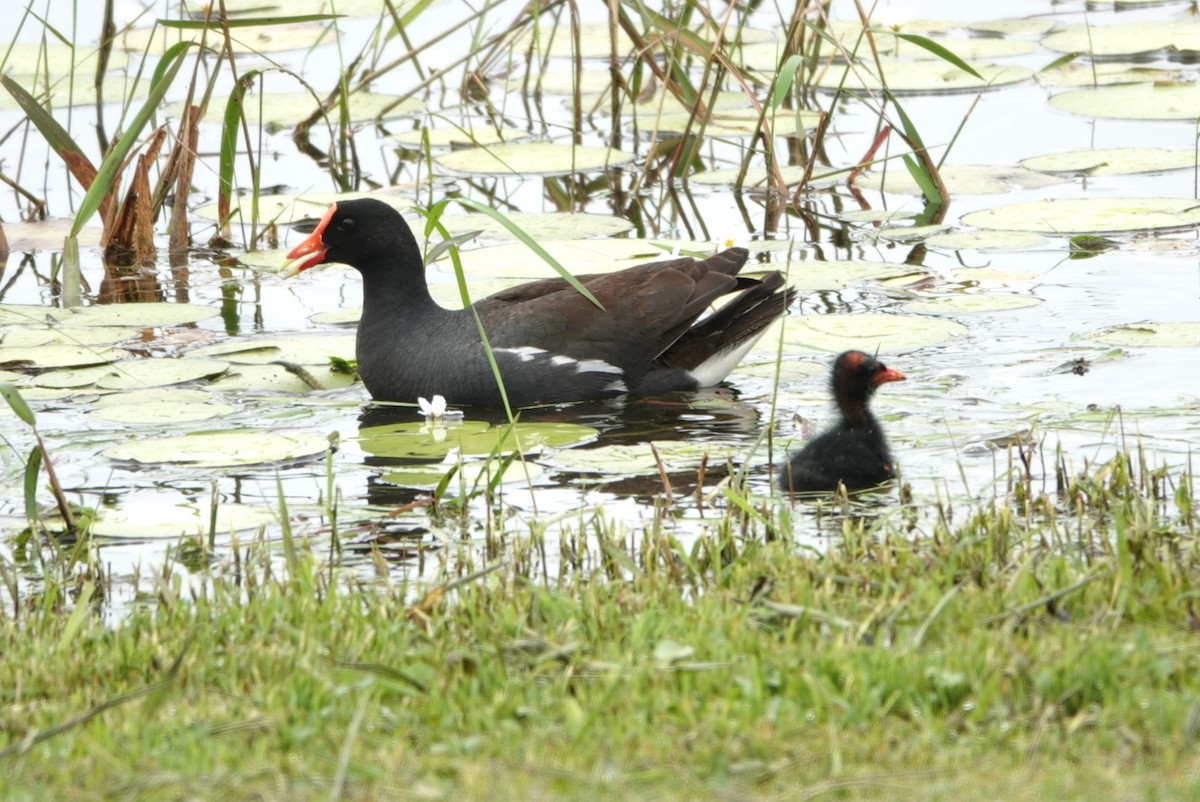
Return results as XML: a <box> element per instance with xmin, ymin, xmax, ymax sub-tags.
<box><xmin>283</xmin><ymin>199</ymin><xmax>796</xmax><ymax>407</ymax></box>
<box><xmin>779</xmin><ymin>350</ymin><xmax>906</xmax><ymax>493</ymax></box>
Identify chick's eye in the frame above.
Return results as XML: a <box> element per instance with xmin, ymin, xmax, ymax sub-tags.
<box><xmin>339</xmin><ymin>218</ymin><xmax>356</xmax><ymax>232</ymax></box>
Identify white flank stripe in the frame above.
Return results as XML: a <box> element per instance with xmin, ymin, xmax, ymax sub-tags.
<box><xmin>688</xmin><ymin>337</ymin><xmax>759</xmax><ymax>388</ymax></box>
<box><xmin>496</xmin><ymin>346</ymin><xmax>548</xmax><ymax>362</ymax></box>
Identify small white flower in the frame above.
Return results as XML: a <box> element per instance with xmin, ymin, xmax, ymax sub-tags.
<box><xmin>418</xmin><ymin>394</ymin><xmax>448</xmax><ymax>420</ymax></box>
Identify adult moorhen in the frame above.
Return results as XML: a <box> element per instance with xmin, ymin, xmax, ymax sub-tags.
<box><xmin>283</xmin><ymin>198</ymin><xmax>796</xmax><ymax>407</ymax></box>
<box><xmin>779</xmin><ymin>350</ymin><xmax>906</xmax><ymax>493</ymax></box>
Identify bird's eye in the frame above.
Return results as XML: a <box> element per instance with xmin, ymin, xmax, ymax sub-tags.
<box><xmin>339</xmin><ymin>218</ymin><xmax>356</xmax><ymax>232</ymax></box>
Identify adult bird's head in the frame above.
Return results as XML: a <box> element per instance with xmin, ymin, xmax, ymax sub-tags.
<box><xmin>281</xmin><ymin>199</ymin><xmax>421</xmax><ymax>278</ymax></box>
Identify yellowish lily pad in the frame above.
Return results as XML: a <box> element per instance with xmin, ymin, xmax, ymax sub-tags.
<box><xmin>962</xmin><ymin>197</ymin><xmax>1200</xmax><ymax>234</ymax></box>
<box><xmin>189</xmin><ymin>334</ymin><xmax>356</xmax><ymax>366</ymax></box>
<box><xmin>1049</xmin><ymin>83</ymin><xmax>1200</xmax><ymax>121</ymax></box>
<box><xmin>91</xmin><ymin>387</ymin><xmax>235</xmax><ymax>423</ymax></box>
<box><xmin>1042</xmin><ymin>21</ymin><xmax>1200</xmax><ymax>57</ymax></box>
<box><xmin>781</xmin><ymin>313</ymin><xmax>968</xmax><ymax>352</ymax></box>
<box><xmin>903</xmin><ymin>294</ymin><xmax>1043</xmax><ymax>314</ymax></box>
<box><xmin>103</xmin><ymin>430</ymin><xmax>331</xmax><ymax>467</ymax></box>
<box><xmin>1083</xmin><ymin>322</ymin><xmax>1200</xmax><ymax>348</ymax></box>
<box><xmin>925</xmin><ymin>230</ymin><xmax>1046</xmax><ymax>250</ymax></box>
<box><xmin>436</xmin><ymin>142</ymin><xmax>635</xmax><ymax>176</ymax></box>
<box><xmin>89</xmin><ymin>500</ymin><xmax>278</xmax><ymax>539</ymax></box>
<box><xmin>813</xmin><ymin>60</ymin><xmax>1032</xmax><ymax>94</ymax></box>
<box><xmin>1020</xmin><ymin>148</ymin><xmax>1196</xmax><ymax>177</ymax></box>
<box><xmin>96</xmin><ymin>358</ymin><xmax>230</xmax><ymax>390</ymax></box>
<box><xmin>859</xmin><ymin>164</ymin><xmax>1063</xmax><ymax>196</ymax></box>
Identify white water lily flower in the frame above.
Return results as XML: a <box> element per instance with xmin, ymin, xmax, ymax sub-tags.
<box><xmin>418</xmin><ymin>394</ymin><xmax>447</xmax><ymax>420</ymax></box>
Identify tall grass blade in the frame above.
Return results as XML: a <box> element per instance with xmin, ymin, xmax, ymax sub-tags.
<box><xmin>884</xmin><ymin>31</ymin><xmax>983</xmax><ymax>79</ymax></box>
<box><xmin>0</xmin><ymin>383</ymin><xmax>36</xmax><ymax>426</ymax></box>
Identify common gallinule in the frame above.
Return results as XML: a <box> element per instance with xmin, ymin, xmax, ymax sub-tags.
<box><xmin>283</xmin><ymin>199</ymin><xmax>796</xmax><ymax>407</ymax></box>
<box><xmin>779</xmin><ymin>350</ymin><xmax>905</xmax><ymax>493</ymax></box>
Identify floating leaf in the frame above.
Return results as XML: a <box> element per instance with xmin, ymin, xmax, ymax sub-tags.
<box><xmin>0</xmin><ymin>326</ymin><xmax>138</xmax><ymax>347</ymax></box>
<box><xmin>206</xmin><ymin>364</ymin><xmax>358</xmax><ymax>393</ymax></box>
<box><xmin>859</xmin><ymin>164</ymin><xmax>1063</xmax><ymax>196</ymax></box>
<box><xmin>1049</xmin><ymin>83</ymin><xmax>1200</xmax><ymax>121</ymax></box>
<box><xmin>194</xmin><ymin>191</ymin><xmax>413</xmax><ymax>223</ymax></box>
<box><xmin>189</xmin><ymin>335</ymin><xmax>356</xmax><ymax>365</ymax></box>
<box><xmin>1037</xmin><ymin>62</ymin><xmax>1188</xmax><ymax>89</ymax></box>
<box><xmin>1042</xmin><ymin>21</ymin><xmax>1200</xmax><ymax>57</ymax></box>
<box><xmin>1083</xmin><ymin>322</ymin><xmax>1200</xmax><ymax>348</ymax></box>
<box><xmin>103</xmin><ymin>430</ymin><xmax>330</xmax><ymax>467</ymax></box>
<box><xmin>91</xmin><ymin>387</ymin><xmax>235</xmax><ymax>423</ymax></box>
<box><xmin>436</xmin><ymin>143</ymin><xmax>635</xmax><ymax>177</ymax></box>
<box><xmin>962</xmin><ymin>198</ymin><xmax>1200</xmax><ymax>234</ymax></box>
<box><xmin>392</xmin><ymin>126</ymin><xmax>528</xmax><ymax>147</ymax></box>
<box><xmin>925</xmin><ymin>230</ymin><xmax>1045</xmax><ymax>250</ymax></box>
<box><xmin>813</xmin><ymin>60</ymin><xmax>1031</xmax><ymax>94</ymax></box>
<box><xmin>0</xmin><ymin>219</ymin><xmax>104</xmax><ymax>250</ymax></box>
<box><xmin>89</xmin><ymin>499</ymin><xmax>277</xmax><ymax>538</ymax></box>
<box><xmin>781</xmin><ymin>313</ymin><xmax>968</xmax><ymax>352</ymax></box>
<box><xmin>119</xmin><ymin>20</ymin><xmax>337</xmax><ymax>55</ymax></box>
<box><xmin>784</xmin><ymin>260</ymin><xmax>922</xmax><ymax>291</ymax></box>
<box><xmin>903</xmin><ymin>294</ymin><xmax>1043</xmax><ymax>314</ymax></box>
<box><xmin>1021</xmin><ymin>148</ymin><xmax>1196</xmax><ymax>177</ymax></box>
<box><xmin>96</xmin><ymin>358</ymin><xmax>230</xmax><ymax>390</ymax></box>
<box><xmin>57</xmin><ymin>303</ymin><xmax>217</xmax><ymax>328</ymax></box>
<box><xmin>378</xmin><ymin>460</ymin><xmax>546</xmax><ymax>490</ymax></box>
<box><xmin>358</xmin><ymin>420</ymin><xmax>598</xmax><ymax>461</ymax></box>
<box><xmin>168</xmin><ymin>92</ymin><xmax>422</xmax><ymax>128</ymax></box>
<box><xmin>691</xmin><ymin>164</ymin><xmax>852</xmax><ymax>188</ymax></box>
<box><xmin>0</xmin><ymin>344</ymin><xmax>123</xmax><ymax>370</ymax></box>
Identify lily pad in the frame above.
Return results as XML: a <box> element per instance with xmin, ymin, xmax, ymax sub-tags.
<box><xmin>119</xmin><ymin>20</ymin><xmax>337</xmax><ymax>55</ymax></box>
<box><xmin>903</xmin><ymin>294</ymin><xmax>1043</xmax><ymax>314</ymax></box>
<box><xmin>166</xmin><ymin>92</ymin><xmax>421</xmax><ymax>128</ymax></box>
<box><xmin>0</xmin><ymin>220</ymin><xmax>104</xmax><ymax>250</ymax></box>
<box><xmin>189</xmin><ymin>335</ymin><xmax>356</xmax><ymax>365</ymax></box>
<box><xmin>194</xmin><ymin>191</ymin><xmax>413</xmax><ymax>224</ymax></box>
<box><xmin>1049</xmin><ymin>83</ymin><xmax>1200</xmax><ymax>121</ymax></box>
<box><xmin>90</xmin><ymin>387</ymin><xmax>235</xmax><ymax>424</ymax></box>
<box><xmin>358</xmin><ymin>420</ymin><xmax>598</xmax><ymax>461</ymax></box>
<box><xmin>207</xmin><ymin>364</ymin><xmax>359</xmax><ymax>393</ymax></box>
<box><xmin>0</xmin><ymin>344</ymin><xmax>123</xmax><ymax>371</ymax></box>
<box><xmin>1021</xmin><ymin>148</ymin><xmax>1196</xmax><ymax>177</ymax></box>
<box><xmin>96</xmin><ymin>358</ymin><xmax>230</xmax><ymax>390</ymax></box>
<box><xmin>0</xmin><ymin>73</ymin><xmax>150</xmax><ymax>110</ymax></box>
<box><xmin>391</xmin><ymin>126</ymin><xmax>529</xmax><ymax>147</ymax></box>
<box><xmin>690</xmin><ymin>164</ymin><xmax>852</xmax><ymax>188</ymax></box>
<box><xmin>875</xmin><ymin>224</ymin><xmax>954</xmax><ymax>243</ymax></box>
<box><xmin>961</xmin><ymin>198</ymin><xmax>1200</xmax><ymax>234</ymax></box>
<box><xmin>781</xmin><ymin>313</ymin><xmax>968</xmax><ymax>352</ymax></box>
<box><xmin>544</xmin><ymin>440</ymin><xmax>748</xmax><ymax>476</ymax></box>
<box><xmin>2</xmin><ymin>43</ymin><xmax>129</xmax><ymax>75</ymax></box>
<box><xmin>438</xmin><ymin>211</ymin><xmax>633</xmax><ymax>241</ymax></box>
<box><xmin>310</xmin><ymin>308</ymin><xmax>363</xmax><ymax>325</ymax></box>
<box><xmin>56</xmin><ymin>303</ymin><xmax>218</xmax><ymax>328</ymax></box>
<box><xmin>24</xmin><ymin>365</ymin><xmax>114</xmax><ymax>389</ymax></box>
<box><xmin>1042</xmin><ymin>21</ymin><xmax>1200</xmax><ymax>58</ymax></box>
<box><xmin>89</xmin><ymin>500</ymin><xmax>277</xmax><ymax>539</ymax></box>
<box><xmin>1036</xmin><ymin>62</ymin><xmax>1188</xmax><ymax>89</ymax></box>
<box><xmin>102</xmin><ymin>430</ymin><xmax>330</xmax><ymax>467</ymax></box>
<box><xmin>784</xmin><ymin>260</ymin><xmax>923</xmax><ymax>291</ymax></box>
<box><xmin>450</xmin><ymin>239</ymin><xmax>679</xmax><ymax>279</ymax></box>
<box><xmin>813</xmin><ymin>60</ymin><xmax>1032</xmax><ymax>94</ymax></box>
<box><xmin>967</xmin><ymin>18</ymin><xmax>1057</xmax><ymax>37</ymax></box>
<box><xmin>925</xmin><ymin>230</ymin><xmax>1046</xmax><ymax>250</ymax></box>
<box><xmin>1083</xmin><ymin>322</ymin><xmax>1200</xmax><ymax>348</ymax></box>
<box><xmin>436</xmin><ymin>142</ymin><xmax>635</xmax><ymax>176</ymax></box>
<box><xmin>0</xmin><ymin>326</ymin><xmax>137</xmax><ymax>348</ymax></box>
<box><xmin>859</xmin><ymin>164</ymin><xmax>1063</xmax><ymax>196</ymax></box>
<box><xmin>378</xmin><ymin>460</ymin><xmax>546</xmax><ymax>490</ymax></box>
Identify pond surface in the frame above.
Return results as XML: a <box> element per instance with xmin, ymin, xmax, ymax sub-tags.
<box><xmin>2</xmin><ymin>0</ymin><xmax>1200</xmax><ymax>615</ymax></box>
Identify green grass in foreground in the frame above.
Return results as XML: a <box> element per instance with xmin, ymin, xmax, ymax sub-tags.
<box><xmin>2</xmin><ymin>451</ymin><xmax>1200</xmax><ymax>800</ymax></box>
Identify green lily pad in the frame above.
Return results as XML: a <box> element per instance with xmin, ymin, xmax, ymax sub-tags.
<box><xmin>690</xmin><ymin>164</ymin><xmax>853</xmax><ymax>188</ymax></box>
<box><xmin>189</xmin><ymin>335</ymin><xmax>356</xmax><ymax>365</ymax></box>
<box><xmin>358</xmin><ymin>420</ymin><xmax>598</xmax><ymax>461</ymax></box>
<box><xmin>903</xmin><ymin>294</ymin><xmax>1043</xmax><ymax>314</ymax></box>
<box><xmin>391</xmin><ymin>126</ymin><xmax>529</xmax><ymax>147</ymax></box>
<box><xmin>89</xmin><ymin>499</ymin><xmax>277</xmax><ymax>539</ymax></box>
<box><xmin>167</xmin><ymin>91</ymin><xmax>422</xmax><ymax>128</ymax></box>
<box><xmin>195</xmin><ymin>191</ymin><xmax>413</xmax><ymax>224</ymax></box>
<box><xmin>207</xmin><ymin>364</ymin><xmax>359</xmax><ymax>393</ymax></box>
<box><xmin>813</xmin><ymin>60</ymin><xmax>1032</xmax><ymax>94</ymax></box>
<box><xmin>378</xmin><ymin>460</ymin><xmax>546</xmax><ymax>490</ymax></box>
<box><xmin>0</xmin><ymin>326</ymin><xmax>138</xmax><ymax>348</ymax></box>
<box><xmin>780</xmin><ymin>313</ymin><xmax>968</xmax><ymax>352</ymax></box>
<box><xmin>1049</xmin><ymin>83</ymin><xmax>1200</xmax><ymax>121</ymax></box>
<box><xmin>0</xmin><ymin>73</ymin><xmax>150</xmax><ymax>110</ymax></box>
<box><xmin>1021</xmin><ymin>148</ymin><xmax>1196</xmax><ymax>177</ymax></box>
<box><xmin>436</xmin><ymin>142</ymin><xmax>635</xmax><ymax>176</ymax></box>
<box><xmin>119</xmin><ymin>20</ymin><xmax>337</xmax><ymax>55</ymax></box>
<box><xmin>91</xmin><ymin>387</ymin><xmax>235</xmax><ymax>424</ymax></box>
<box><xmin>650</xmin><ymin>108</ymin><xmax>824</xmax><ymax>138</ymax></box>
<box><xmin>1036</xmin><ymin>62</ymin><xmax>1188</xmax><ymax>89</ymax></box>
<box><xmin>0</xmin><ymin>344</ymin><xmax>123</xmax><ymax>371</ymax></box>
<box><xmin>449</xmin><ymin>239</ymin><xmax>678</xmax><ymax>279</ymax></box>
<box><xmin>1083</xmin><ymin>322</ymin><xmax>1200</xmax><ymax>348</ymax></box>
<box><xmin>2</xmin><ymin>43</ymin><xmax>129</xmax><ymax>75</ymax></box>
<box><xmin>0</xmin><ymin>220</ymin><xmax>103</xmax><ymax>250</ymax></box>
<box><xmin>438</xmin><ymin>211</ymin><xmax>633</xmax><ymax>241</ymax></box>
<box><xmin>925</xmin><ymin>230</ymin><xmax>1046</xmax><ymax>250</ymax></box>
<box><xmin>544</xmin><ymin>440</ymin><xmax>748</xmax><ymax>476</ymax></box>
<box><xmin>56</xmin><ymin>303</ymin><xmax>218</xmax><ymax>328</ymax></box>
<box><xmin>961</xmin><ymin>198</ymin><xmax>1200</xmax><ymax>234</ymax></box>
<box><xmin>839</xmin><ymin>209</ymin><xmax>919</xmax><ymax>224</ymax></box>
<box><xmin>1042</xmin><ymin>21</ymin><xmax>1200</xmax><ymax>57</ymax></box>
<box><xmin>859</xmin><ymin>164</ymin><xmax>1063</xmax><ymax>196</ymax></box>
<box><xmin>784</xmin><ymin>260</ymin><xmax>923</xmax><ymax>291</ymax></box>
<box><xmin>102</xmin><ymin>430</ymin><xmax>330</xmax><ymax>467</ymax></box>
<box><xmin>24</xmin><ymin>365</ymin><xmax>115</xmax><ymax>389</ymax></box>
<box><xmin>310</xmin><ymin>308</ymin><xmax>362</xmax><ymax>325</ymax></box>
<box><xmin>96</xmin><ymin>358</ymin><xmax>230</xmax><ymax>390</ymax></box>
